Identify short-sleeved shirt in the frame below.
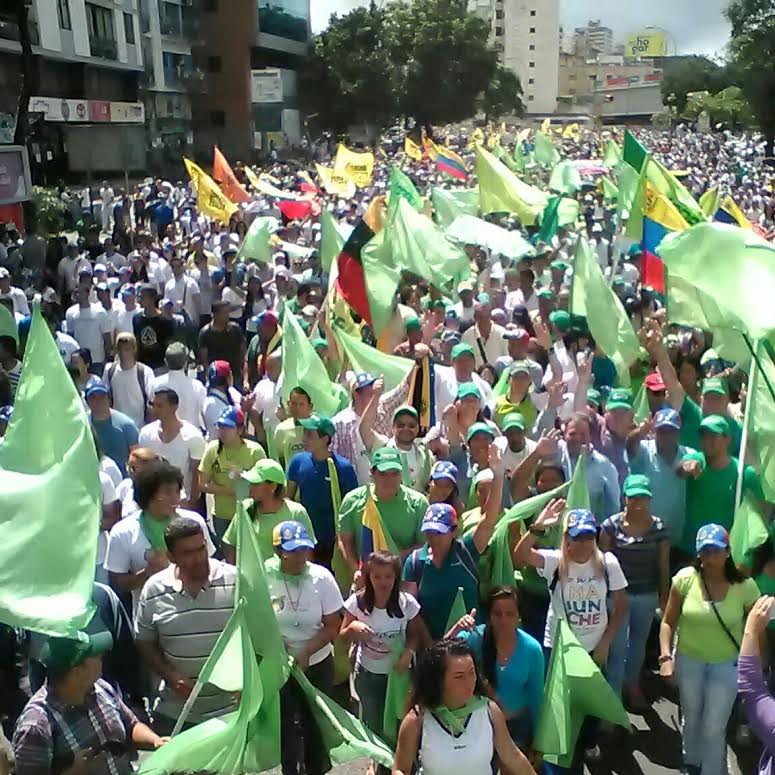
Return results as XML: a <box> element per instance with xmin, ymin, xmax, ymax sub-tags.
<box><xmin>198</xmin><ymin>439</ymin><xmax>265</xmax><ymax>520</ymax></box>
<box><xmin>271</xmin><ymin>418</ymin><xmax>305</xmax><ymax>469</ymax></box>
<box><xmin>343</xmin><ymin>591</ymin><xmax>420</xmax><ymax>674</ymax></box>
<box><xmin>600</xmin><ymin>512</ymin><xmax>667</xmax><ymax>595</ymax></box>
<box><xmin>402</xmin><ymin>534</ymin><xmax>481</xmax><ymax>640</ymax></box>
<box><xmin>266</xmin><ymin>559</ymin><xmax>344</xmax><ymax>665</ymax></box>
<box><xmin>222</xmin><ymin>498</ymin><xmax>315</xmax><ymax>562</ymax></box>
<box><xmin>198</xmin><ymin>322</ymin><xmax>245</xmax><ymax>383</ymax></box>
<box><xmin>680</xmin><ymin>396</ymin><xmax>743</xmax><ymax>456</ymax></box>
<box><xmin>133</xmin><ymin>313</ymin><xmax>175</xmax><ymax>370</ymax></box>
<box><xmin>90</xmin><ymin>410</ymin><xmax>139</xmax><ymax>477</ymax></box>
<box><xmin>138</xmin><ymin>420</ymin><xmax>206</xmax><ymax>499</ymax></box>
<box><xmin>681</xmin><ymin>451</ymin><xmax>763</xmax><ymax>555</ymax></box>
<box><xmin>537</xmin><ymin>549</ymin><xmax>628</xmax><ymax>651</ymax></box>
<box><xmin>287</xmin><ymin>452</ymin><xmax>359</xmax><ymax>546</ymax></box>
<box><xmin>338</xmin><ymin>485</ymin><xmax>427</xmax><ymax>554</ymax></box>
<box><xmin>673</xmin><ymin>566</ymin><xmax>760</xmax><ymax>663</ymax></box>
<box><xmin>134</xmin><ymin>560</ymin><xmax>238</xmax><ymax>722</ymax></box>
<box><xmin>65</xmin><ymin>304</ymin><xmax>112</xmax><ymax>363</ymax></box>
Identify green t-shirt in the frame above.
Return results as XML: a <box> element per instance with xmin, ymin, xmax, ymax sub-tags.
<box><xmin>673</xmin><ymin>566</ymin><xmax>759</xmax><ymax>663</ymax></box>
<box><xmin>271</xmin><ymin>418</ymin><xmax>305</xmax><ymax>470</ymax></box>
<box><xmin>337</xmin><ymin>484</ymin><xmax>427</xmax><ymax>553</ymax></box>
<box><xmin>681</xmin><ymin>451</ymin><xmax>763</xmax><ymax>554</ymax></box>
<box><xmin>680</xmin><ymin>396</ymin><xmax>743</xmax><ymax>457</ymax></box>
<box><xmin>198</xmin><ymin>439</ymin><xmax>265</xmax><ymax>520</ymax></box>
<box><xmin>222</xmin><ymin>498</ymin><xmax>316</xmax><ymax>562</ymax></box>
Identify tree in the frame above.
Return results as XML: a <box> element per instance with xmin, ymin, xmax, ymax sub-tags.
<box><xmin>726</xmin><ymin>0</ymin><xmax>775</xmax><ymax>154</ymax></box>
<box><xmin>480</xmin><ymin>66</ymin><xmax>524</xmax><ymax>123</ymax></box>
<box><xmin>660</xmin><ymin>55</ymin><xmax>729</xmax><ymax>114</ymax></box>
<box><xmin>684</xmin><ymin>86</ymin><xmax>755</xmax><ymax>130</ymax></box>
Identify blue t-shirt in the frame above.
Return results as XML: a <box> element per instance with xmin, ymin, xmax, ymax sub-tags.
<box><xmin>458</xmin><ymin>626</ymin><xmax>544</xmax><ymax>722</ymax></box>
<box><xmin>287</xmin><ymin>451</ymin><xmax>359</xmax><ymax>545</ymax></box>
<box><xmin>90</xmin><ymin>410</ymin><xmax>139</xmax><ymax>477</ymax></box>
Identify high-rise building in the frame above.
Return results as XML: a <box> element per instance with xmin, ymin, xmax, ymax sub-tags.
<box><xmin>573</xmin><ymin>19</ymin><xmax>613</xmax><ymax>57</ymax></box>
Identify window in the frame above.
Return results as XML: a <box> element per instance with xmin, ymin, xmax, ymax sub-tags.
<box><xmin>207</xmin><ymin>55</ymin><xmax>221</xmax><ymax>72</ymax></box>
<box><xmin>528</xmin><ymin>95</ymin><xmax>534</xmax><ymax>101</ymax></box>
<box><xmin>529</xmin><ymin>61</ymin><xmax>535</xmax><ymax>68</ymax></box>
<box><xmin>529</xmin><ymin>26</ymin><xmax>536</xmax><ymax>33</ymax></box>
<box><xmin>124</xmin><ymin>12</ymin><xmax>135</xmax><ymax>43</ymax></box>
<box><xmin>528</xmin><ymin>77</ymin><xmax>534</xmax><ymax>84</ymax></box>
<box><xmin>568</xmin><ymin>73</ymin><xmax>576</xmax><ymax>81</ymax></box>
<box><xmin>530</xmin><ymin>9</ymin><xmax>536</xmax><ymax>15</ymax></box>
<box><xmin>57</xmin><ymin>0</ymin><xmax>71</xmax><ymax>30</ymax></box>
<box><xmin>529</xmin><ymin>44</ymin><xmax>535</xmax><ymax>50</ymax></box>
<box><xmin>495</xmin><ymin>10</ymin><xmax>503</xmax><ymax>19</ymax></box>
<box><xmin>495</xmin><ymin>27</ymin><xmax>503</xmax><ymax>36</ymax></box>
<box><xmin>86</xmin><ymin>3</ymin><xmax>115</xmax><ymax>40</ymax></box>
<box><xmin>211</xmin><ymin>110</ymin><xmax>225</xmax><ymax>127</ymax></box>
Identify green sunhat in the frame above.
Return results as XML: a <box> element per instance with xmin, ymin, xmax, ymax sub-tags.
<box><xmin>405</xmin><ymin>315</ymin><xmax>422</xmax><ymax>332</ymax></box>
<box><xmin>699</xmin><ymin>414</ymin><xmax>730</xmax><ymax>436</ymax></box>
<box><xmin>242</xmin><ymin>458</ymin><xmax>287</xmax><ymax>486</ymax></box>
<box><xmin>549</xmin><ymin>310</ymin><xmax>571</xmax><ymax>331</ymax></box>
<box><xmin>299</xmin><ymin>414</ymin><xmax>336</xmax><ymax>438</ymax></box>
<box><xmin>701</xmin><ymin>377</ymin><xmax>728</xmax><ymax>397</ymax></box>
<box><xmin>623</xmin><ymin>473</ymin><xmax>652</xmax><ymax>498</ymax></box>
<box><xmin>40</xmin><ymin>632</ymin><xmax>113</xmax><ymax>672</ymax></box>
<box><xmin>393</xmin><ymin>405</ymin><xmax>419</xmax><ymax>422</ymax></box>
<box><xmin>466</xmin><ymin>421</ymin><xmax>496</xmax><ymax>442</ymax></box>
<box><xmin>371</xmin><ymin>447</ymin><xmax>403</xmax><ymax>473</ymax></box>
<box><xmin>456</xmin><ymin>381</ymin><xmax>482</xmax><ymax>401</ymax></box>
<box><xmin>606</xmin><ymin>387</ymin><xmax>633</xmax><ymax>411</ymax></box>
<box><xmin>451</xmin><ymin>342</ymin><xmax>476</xmax><ymax>360</ymax></box>
<box><xmin>586</xmin><ymin>387</ymin><xmax>601</xmax><ymax>407</ymax></box>
<box><xmin>501</xmin><ymin>412</ymin><xmax>526</xmax><ymax>432</ymax></box>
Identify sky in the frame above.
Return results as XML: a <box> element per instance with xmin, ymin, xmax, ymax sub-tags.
<box><xmin>311</xmin><ymin>0</ymin><xmax>731</xmax><ymax>58</ymax></box>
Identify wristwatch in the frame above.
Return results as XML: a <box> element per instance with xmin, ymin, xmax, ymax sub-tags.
<box><xmin>529</xmin><ymin>524</ymin><xmax>547</xmax><ymax>536</ymax></box>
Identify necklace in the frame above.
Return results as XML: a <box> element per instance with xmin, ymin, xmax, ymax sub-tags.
<box><xmin>282</xmin><ymin>575</ymin><xmax>304</xmax><ymax>627</ymax></box>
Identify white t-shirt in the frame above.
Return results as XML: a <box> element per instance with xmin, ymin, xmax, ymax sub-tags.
<box><xmin>221</xmin><ymin>286</ymin><xmax>245</xmax><ymax>320</ymax></box>
<box><xmin>138</xmin><ymin>420</ymin><xmax>206</xmax><ymax>498</ymax></box>
<box><xmin>202</xmin><ymin>387</ymin><xmax>243</xmax><ymax>441</ymax></box>
<box><xmin>103</xmin><ymin>362</ymin><xmax>154</xmax><ymax>429</ymax></box>
<box><xmin>55</xmin><ymin>331</ymin><xmax>80</xmax><ymax>361</ymax></box>
<box><xmin>65</xmin><ymin>304</ymin><xmax>112</xmax><ymax>363</ymax></box>
<box><xmin>97</xmin><ymin>471</ymin><xmax>119</xmax><ymax>568</ymax></box>
<box><xmin>147</xmin><ymin>254</ymin><xmax>173</xmax><ymax>290</ymax></box>
<box><xmin>3</xmin><ymin>286</ymin><xmax>29</xmax><ymax>316</ymax></box>
<box><xmin>113</xmin><ymin>303</ymin><xmax>138</xmax><ymax>336</ymax></box>
<box><xmin>104</xmin><ymin>508</ymin><xmax>214</xmax><ymax>614</ymax></box>
<box><xmin>152</xmin><ymin>371</ymin><xmax>206</xmax><ymax>430</ymax></box>
<box><xmin>433</xmin><ymin>365</ymin><xmax>494</xmax><ymax>416</ymax></box>
<box><xmin>495</xmin><ymin>436</ymin><xmax>537</xmax><ymax>478</ymax></box>
<box><xmin>537</xmin><ymin>549</ymin><xmax>627</xmax><ymax>651</ymax></box>
<box><xmin>266</xmin><ymin>561</ymin><xmax>344</xmax><ymax>666</ymax></box>
<box><xmin>461</xmin><ymin>323</ymin><xmax>508</xmax><ymax>368</ymax></box>
<box><xmin>164</xmin><ymin>275</ymin><xmax>200</xmax><ymax>321</ymax></box>
<box><xmin>251</xmin><ymin>377</ymin><xmax>280</xmax><ymax>436</ymax></box>
<box><xmin>99</xmin><ymin>455</ymin><xmax>123</xmax><ymax>488</ymax></box>
<box><xmin>57</xmin><ymin>256</ymin><xmax>91</xmax><ymax>294</ymax></box>
<box><xmin>505</xmin><ymin>288</ymin><xmax>539</xmax><ymax>316</ymax></box>
<box><xmin>116</xmin><ymin>477</ymin><xmax>140</xmax><ymax>518</ymax></box>
<box><xmin>343</xmin><ymin>591</ymin><xmax>420</xmax><ymax>673</ymax></box>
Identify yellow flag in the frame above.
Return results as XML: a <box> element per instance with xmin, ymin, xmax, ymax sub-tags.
<box><xmin>404</xmin><ymin>136</ymin><xmax>423</xmax><ymax>161</ymax></box>
<box><xmin>333</xmin><ymin>144</ymin><xmax>374</xmax><ymax>188</ymax></box>
<box><xmin>183</xmin><ymin>157</ymin><xmax>237</xmax><ymax>225</ymax></box>
<box><xmin>517</xmin><ymin>127</ymin><xmax>531</xmax><ymax>142</ymax></box>
<box><xmin>540</xmin><ymin>117</ymin><xmax>551</xmax><ymax>134</ymax></box>
<box><xmin>315</xmin><ymin>163</ymin><xmax>356</xmax><ymax>198</ymax></box>
<box><xmin>486</xmin><ymin>130</ymin><xmax>500</xmax><ymax>149</ymax></box>
<box><xmin>562</xmin><ymin>123</ymin><xmax>580</xmax><ymax>140</ymax></box>
<box><xmin>245</xmin><ymin>166</ymin><xmax>305</xmax><ymax>200</ymax></box>
<box><xmin>467</xmin><ymin>127</ymin><xmax>485</xmax><ymax>148</ymax></box>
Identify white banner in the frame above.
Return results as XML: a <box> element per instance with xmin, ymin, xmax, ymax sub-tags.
<box><xmin>250</xmin><ymin>69</ymin><xmax>283</xmax><ymax>103</ymax></box>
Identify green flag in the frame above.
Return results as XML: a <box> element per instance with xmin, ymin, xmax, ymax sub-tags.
<box><xmin>513</xmin><ymin>140</ymin><xmax>526</xmax><ymax>173</ymax></box>
<box><xmin>622</xmin><ymin>129</ymin><xmax>647</xmax><ymax>173</ymax></box>
<box><xmin>320</xmin><ymin>210</ymin><xmax>350</xmax><ymax>274</ymax></box>
<box><xmin>447</xmin><ymin>214</ymin><xmax>535</xmax><ymax>260</ymax></box>
<box><xmin>0</xmin><ymin>306</ymin><xmax>99</xmax><ymax>636</ymax></box>
<box><xmin>549</xmin><ymin>162</ymin><xmax>582</xmax><ymax>195</ymax></box>
<box><xmin>382</xmin><ymin>639</ymin><xmax>411</xmax><ymax>744</ymax></box>
<box><xmin>388</xmin><ymin>165</ymin><xmax>424</xmax><ymax>218</ymax></box>
<box><xmin>491</xmin><ymin>142</ymin><xmax>520</xmax><ymax>173</ymax></box>
<box><xmin>613</xmin><ymin>160</ymin><xmax>639</xmax><ymax>218</ymax></box>
<box><xmin>602</xmin><ymin>139</ymin><xmax>622</xmax><ymax>168</ymax></box>
<box><xmin>534</xmin><ymin>620</ymin><xmax>631</xmax><ymax>767</ymax></box>
<box><xmin>632</xmin><ymin>382</ymin><xmax>650</xmax><ymax>423</ymax></box>
<box><xmin>359</xmin><ymin>229</ymin><xmax>403</xmax><ymax>338</ymax></box>
<box><xmin>280</xmin><ymin>309</ymin><xmax>341</xmax><ymax>416</ymax></box>
<box><xmin>536</xmin><ymin>196</ymin><xmax>563</xmax><ymax>244</ymax></box>
<box><xmin>565</xmin><ymin>452</ymin><xmax>591</xmax><ymax>514</ymax></box>
<box><xmin>700</xmin><ymin>187</ymin><xmax>722</xmax><ymax>218</ymax></box>
<box><xmin>236</xmin><ymin>216</ymin><xmax>275</xmax><ymax>264</ymax></box>
<box><xmin>0</xmin><ymin>302</ymin><xmax>18</xmax><ymax>344</ymax></box>
<box><xmin>431</xmin><ymin>186</ymin><xmax>480</xmax><ymax>228</ymax></box>
<box><xmin>475</xmin><ymin>145</ymin><xmax>548</xmax><ymax>226</ymax></box>
<box><xmin>534</xmin><ymin>131</ymin><xmax>561</xmax><ymax>169</ymax></box>
<box><xmin>444</xmin><ymin>586</ymin><xmax>468</xmax><ymax>635</ymax></box>
<box><xmin>659</xmin><ymin>222</ymin><xmax>775</xmax><ymax>342</ymax></box>
<box><xmin>748</xmin><ymin>340</ymin><xmax>775</xmax><ymax>501</ymax></box>
<box><xmin>601</xmin><ymin>177</ymin><xmax>619</xmax><ymax>203</ymax></box>
<box><xmin>331</xmin><ymin>322</ymin><xmax>414</xmax><ymax>391</ymax></box>
<box><xmin>731</xmin><ymin>492</ymin><xmax>770</xmax><ymax>567</ymax></box>
<box><xmin>558</xmin><ymin>198</ymin><xmax>580</xmax><ymax>228</ymax></box>
<box><xmin>570</xmin><ymin>238</ymin><xmax>640</xmax><ymax>386</ymax></box>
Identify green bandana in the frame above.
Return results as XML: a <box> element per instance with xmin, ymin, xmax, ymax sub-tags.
<box><xmin>139</xmin><ymin>512</ymin><xmax>171</xmax><ymax>552</ymax></box>
<box><xmin>431</xmin><ymin>696</ymin><xmax>489</xmax><ymax>734</ymax></box>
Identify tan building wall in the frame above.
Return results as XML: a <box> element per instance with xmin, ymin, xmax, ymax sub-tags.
<box><xmin>558</xmin><ymin>53</ymin><xmax>659</xmax><ymax>107</ymax></box>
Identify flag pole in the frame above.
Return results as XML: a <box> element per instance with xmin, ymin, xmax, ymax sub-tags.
<box><xmin>743</xmin><ymin>334</ymin><xmax>775</xmax><ymax>404</ymax></box>
<box><xmin>735</xmin><ymin>339</ymin><xmax>759</xmax><ymax>510</ymax></box>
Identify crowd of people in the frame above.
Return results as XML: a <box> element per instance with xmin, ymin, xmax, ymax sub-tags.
<box><xmin>0</xmin><ymin>122</ymin><xmax>775</xmax><ymax>775</ymax></box>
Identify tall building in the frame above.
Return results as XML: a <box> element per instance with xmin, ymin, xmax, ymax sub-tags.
<box><xmin>190</xmin><ymin>0</ymin><xmax>310</xmax><ymax>163</ymax></box>
<box><xmin>573</xmin><ymin>19</ymin><xmax>613</xmax><ymax>57</ymax></box>
<box><xmin>0</xmin><ymin>0</ymin><xmax>145</xmax><ymax>181</ymax></box>
<box><xmin>496</xmin><ymin>0</ymin><xmax>559</xmax><ymax>114</ymax></box>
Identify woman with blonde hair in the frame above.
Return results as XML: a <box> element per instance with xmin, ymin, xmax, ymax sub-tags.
<box><xmin>116</xmin><ymin>446</ymin><xmax>159</xmax><ymax>517</ymax></box>
<box><xmin>513</xmin><ymin>500</ymin><xmax>628</xmax><ymax>765</ymax></box>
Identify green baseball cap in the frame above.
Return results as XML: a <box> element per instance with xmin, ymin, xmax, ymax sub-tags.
<box><xmin>393</xmin><ymin>405</ymin><xmax>419</xmax><ymax>422</ymax></box>
<box><xmin>451</xmin><ymin>342</ymin><xmax>476</xmax><ymax>360</ymax></box>
<box><xmin>701</xmin><ymin>377</ymin><xmax>728</xmax><ymax>397</ymax></box>
<box><xmin>310</xmin><ymin>337</ymin><xmax>328</xmax><ymax>351</ymax></box>
<box><xmin>509</xmin><ymin>360</ymin><xmax>532</xmax><ymax>377</ymax></box>
<box><xmin>501</xmin><ymin>412</ymin><xmax>526</xmax><ymax>432</ymax></box>
<box><xmin>371</xmin><ymin>447</ymin><xmax>403</xmax><ymax>473</ymax></box>
<box><xmin>623</xmin><ymin>473</ymin><xmax>652</xmax><ymax>498</ymax></box>
<box><xmin>550</xmin><ymin>259</ymin><xmax>569</xmax><ymax>271</ymax></box>
<box><xmin>699</xmin><ymin>414</ymin><xmax>730</xmax><ymax>436</ymax></box>
<box><xmin>537</xmin><ymin>288</ymin><xmax>555</xmax><ymax>300</ymax></box>
<box><xmin>549</xmin><ymin>310</ymin><xmax>571</xmax><ymax>331</ymax></box>
<box><xmin>242</xmin><ymin>458</ymin><xmax>287</xmax><ymax>486</ymax></box>
<box><xmin>466</xmin><ymin>421</ymin><xmax>496</xmax><ymax>442</ymax></box>
<box><xmin>586</xmin><ymin>387</ymin><xmax>601</xmax><ymax>407</ymax></box>
<box><xmin>606</xmin><ymin>387</ymin><xmax>633</xmax><ymax>411</ymax></box>
<box><xmin>299</xmin><ymin>414</ymin><xmax>336</xmax><ymax>438</ymax></box>
<box><xmin>456</xmin><ymin>381</ymin><xmax>482</xmax><ymax>401</ymax></box>
<box><xmin>40</xmin><ymin>632</ymin><xmax>113</xmax><ymax>672</ymax></box>
<box><xmin>405</xmin><ymin>315</ymin><xmax>421</xmax><ymax>332</ymax></box>
<box><xmin>431</xmin><ymin>299</ymin><xmax>446</xmax><ymax>310</ymax></box>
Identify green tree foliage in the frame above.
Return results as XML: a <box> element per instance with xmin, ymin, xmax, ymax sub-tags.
<box><xmin>299</xmin><ymin>0</ymin><xmax>515</xmax><ymax>131</ymax></box>
<box><xmin>660</xmin><ymin>56</ymin><xmax>729</xmax><ymax>113</ymax></box>
<box><xmin>480</xmin><ymin>66</ymin><xmax>525</xmax><ymax>122</ymax></box>
<box><xmin>683</xmin><ymin>86</ymin><xmax>755</xmax><ymax>129</ymax></box>
<box><xmin>726</xmin><ymin>0</ymin><xmax>775</xmax><ymax>153</ymax></box>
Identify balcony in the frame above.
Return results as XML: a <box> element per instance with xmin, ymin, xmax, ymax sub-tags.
<box><xmin>159</xmin><ymin>9</ymin><xmax>199</xmax><ymax>39</ymax></box>
<box><xmin>0</xmin><ymin>16</ymin><xmax>39</xmax><ymax>45</ymax></box>
<box><xmin>90</xmin><ymin>35</ymin><xmax>118</xmax><ymax>60</ymax></box>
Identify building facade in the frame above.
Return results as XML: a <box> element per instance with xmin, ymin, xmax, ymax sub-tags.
<box><xmin>572</xmin><ymin>19</ymin><xmax>613</xmax><ymax>57</ymax></box>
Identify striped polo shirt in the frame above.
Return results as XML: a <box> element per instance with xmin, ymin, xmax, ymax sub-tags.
<box><xmin>135</xmin><ymin>559</ymin><xmax>237</xmax><ymax>723</ymax></box>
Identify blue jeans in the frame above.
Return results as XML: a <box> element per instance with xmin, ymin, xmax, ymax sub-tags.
<box><xmin>676</xmin><ymin>652</ymin><xmax>737</xmax><ymax>775</ymax></box>
<box><xmin>606</xmin><ymin>591</ymin><xmax>657</xmax><ymax>695</ymax></box>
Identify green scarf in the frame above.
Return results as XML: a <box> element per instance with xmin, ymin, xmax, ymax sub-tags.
<box><xmin>139</xmin><ymin>512</ymin><xmax>171</xmax><ymax>552</ymax></box>
<box><xmin>431</xmin><ymin>696</ymin><xmax>489</xmax><ymax>734</ymax></box>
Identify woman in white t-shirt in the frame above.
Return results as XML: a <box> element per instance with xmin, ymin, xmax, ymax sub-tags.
<box><xmin>266</xmin><ymin>520</ymin><xmax>343</xmax><ymax>775</ymax></box>
<box><xmin>341</xmin><ymin>552</ymin><xmax>423</xmax><ymax>772</ymax></box>
<box><xmin>513</xmin><ymin>499</ymin><xmax>627</xmax><ymax>764</ymax></box>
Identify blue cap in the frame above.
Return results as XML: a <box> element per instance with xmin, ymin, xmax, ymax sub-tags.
<box><xmin>430</xmin><ymin>460</ymin><xmax>458</xmax><ymax>484</ymax></box>
<box><xmin>421</xmin><ymin>503</ymin><xmax>459</xmax><ymax>535</ymax></box>
<box><xmin>120</xmin><ymin>284</ymin><xmax>135</xmax><ymax>297</ymax></box>
<box><xmin>353</xmin><ymin>372</ymin><xmax>376</xmax><ymax>391</ymax></box>
<box><xmin>566</xmin><ymin>509</ymin><xmax>597</xmax><ymax>538</ymax></box>
<box><xmin>84</xmin><ymin>377</ymin><xmax>109</xmax><ymax>399</ymax></box>
<box><xmin>441</xmin><ymin>330</ymin><xmax>462</xmax><ymax>344</ymax></box>
<box><xmin>217</xmin><ymin>406</ymin><xmax>245</xmax><ymax>429</ymax></box>
<box><xmin>0</xmin><ymin>404</ymin><xmax>12</xmax><ymax>423</ymax></box>
<box><xmin>211</xmin><ymin>268</ymin><xmax>225</xmax><ymax>283</ymax></box>
<box><xmin>654</xmin><ymin>408</ymin><xmax>681</xmax><ymax>430</ymax></box>
<box><xmin>272</xmin><ymin>520</ymin><xmax>316</xmax><ymax>552</ymax></box>
<box><xmin>696</xmin><ymin>523</ymin><xmax>729</xmax><ymax>554</ymax></box>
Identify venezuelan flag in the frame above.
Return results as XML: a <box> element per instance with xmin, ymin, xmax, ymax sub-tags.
<box><xmin>435</xmin><ymin>146</ymin><xmax>468</xmax><ymax>181</ymax></box>
<box><xmin>642</xmin><ymin>182</ymin><xmax>689</xmax><ymax>294</ymax></box>
<box><xmin>360</xmin><ymin>495</ymin><xmax>398</xmax><ymax>562</ymax></box>
<box><xmin>714</xmin><ymin>195</ymin><xmax>752</xmax><ymax>230</ymax></box>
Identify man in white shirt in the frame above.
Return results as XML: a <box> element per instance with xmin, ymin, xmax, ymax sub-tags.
<box><xmin>57</xmin><ymin>243</ymin><xmax>90</xmax><ymax>298</ymax></box>
<box><xmin>65</xmin><ymin>285</ymin><xmax>113</xmax><ymax>371</ymax></box>
<box><xmin>461</xmin><ymin>297</ymin><xmax>507</xmax><ymax>368</ymax></box>
<box><xmin>434</xmin><ymin>342</ymin><xmax>494</xmax><ymax>415</ymax></box>
<box><xmin>0</xmin><ymin>268</ymin><xmax>29</xmax><ymax>316</ymax></box>
<box><xmin>96</xmin><ymin>236</ymin><xmax>126</xmax><ymax>270</ymax></box>
<box><xmin>164</xmin><ymin>254</ymin><xmax>201</xmax><ymax>323</ymax></box>
<box><xmin>114</xmin><ymin>285</ymin><xmax>139</xmax><ymax>335</ymax></box>
<box><xmin>140</xmin><ymin>386</ymin><xmax>205</xmax><ymax>507</ymax></box>
<box><xmin>504</xmin><ymin>269</ymin><xmax>539</xmax><ymax>317</ymax></box>
<box><xmin>151</xmin><ymin>342</ymin><xmax>206</xmax><ymax>429</ymax></box>
<box><xmin>452</xmin><ymin>280</ymin><xmax>476</xmax><ymax>325</ymax></box>
<box><xmin>249</xmin><ymin>351</ymin><xmax>281</xmax><ymax>444</ymax></box>
<box><xmin>99</xmin><ymin>181</ymin><xmax>114</xmax><ymax>232</ymax></box>
<box><xmin>103</xmin><ymin>333</ymin><xmax>154</xmax><ymax>429</ymax></box>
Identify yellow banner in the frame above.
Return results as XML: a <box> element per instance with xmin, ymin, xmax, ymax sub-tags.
<box><xmin>333</xmin><ymin>144</ymin><xmax>375</xmax><ymax>188</ymax></box>
<box><xmin>315</xmin><ymin>163</ymin><xmax>356</xmax><ymax>198</ymax></box>
<box><xmin>183</xmin><ymin>157</ymin><xmax>237</xmax><ymax>225</ymax></box>
<box><xmin>643</xmin><ymin>182</ymin><xmax>689</xmax><ymax>232</ymax></box>
<box><xmin>245</xmin><ymin>166</ymin><xmax>305</xmax><ymax>200</ymax></box>
<box><xmin>404</xmin><ymin>136</ymin><xmax>423</xmax><ymax>161</ymax></box>
<box><xmin>625</xmin><ymin>31</ymin><xmax>667</xmax><ymax>58</ymax></box>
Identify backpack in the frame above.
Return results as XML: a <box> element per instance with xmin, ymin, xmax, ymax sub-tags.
<box><xmin>106</xmin><ymin>362</ymin><xmax>149</xmax><ymax>412</ymax></box>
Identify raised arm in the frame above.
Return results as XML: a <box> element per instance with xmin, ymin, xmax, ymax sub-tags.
<box><xmin>472</xmin><ymin>445</ymin><xmax>505</xmax><ymax>553</ymax></box>
<box><xmin>512</xmin><ymin>498</ymin><xmax>566</xmax><ymax>570</ymax></box>
<box><xmin>642</xmin><ymin>319</ymin><xmax>684</xmax><ymax>411</ymax></box>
